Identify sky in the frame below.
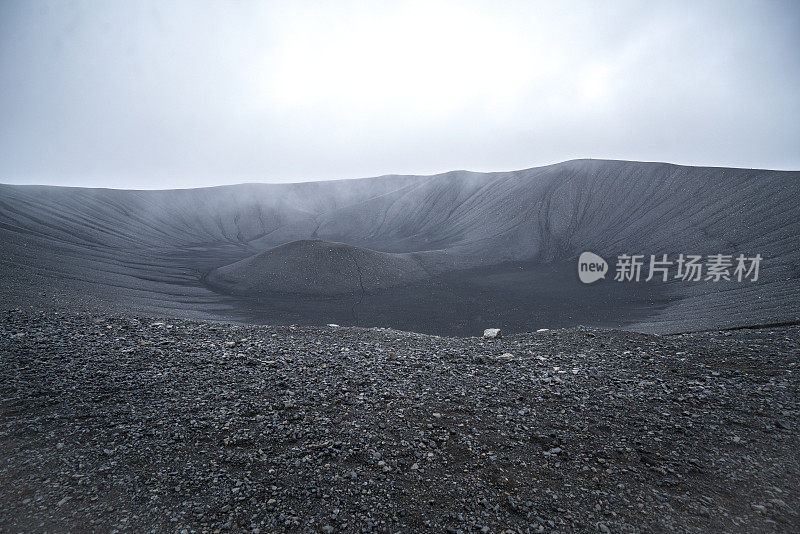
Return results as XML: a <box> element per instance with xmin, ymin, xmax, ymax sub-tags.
<box><xmin>0</xmin><ymin>0</ymin><xmax>799</xmax><ymax>189</ymax></box>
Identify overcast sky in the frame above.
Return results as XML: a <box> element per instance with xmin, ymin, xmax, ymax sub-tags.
<box><xmin>1</xmin><ymin>0</ymin><xmax>798</xmax><ymax>188</ymax></box>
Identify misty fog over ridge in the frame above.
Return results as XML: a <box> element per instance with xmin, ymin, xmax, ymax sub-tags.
<box><xmin>5</xmin><ymin>157</ymin><xmax>799</xmax><ymax>190</ymax></box>
<box><xmin>1</xmin><ymin>158</ymin><xmax>798</xmax><ymax>336</ymax></box>
<box><xmin>3</xmin><ymin>1</ymin><xmax>799</xmax><ymax>189</ymax></box>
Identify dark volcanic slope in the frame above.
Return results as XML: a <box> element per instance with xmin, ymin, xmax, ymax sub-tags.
<box><xmin>1</xmin><ymin>160</ymin><xmax>798</xmax><ymax>334</ymax></box>
<box><xmin>206</xmin><ymin>240</ymin><xmax>428</xmax><ymax>296</ymax></box>
<box><xmin>1</xmin><ymin>311</ymin><xmax>798</xmax><ymax>532</ymax></box>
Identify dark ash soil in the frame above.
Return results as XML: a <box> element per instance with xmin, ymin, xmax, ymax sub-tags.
<box><xmin>1</xmin><ymin>310</ymin><xmax>798</xmax><ymax>533</ymax></box>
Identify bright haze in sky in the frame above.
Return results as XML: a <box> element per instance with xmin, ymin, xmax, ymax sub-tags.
<box><xmin>1</xmin><ymin>0</ymin><xmax>798</xmax><ymax>188</ymax></box>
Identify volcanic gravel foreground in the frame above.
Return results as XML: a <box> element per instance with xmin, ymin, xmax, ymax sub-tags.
<box><xmin>1</xmin><ymin>311</ymin><xmax>798</xmax><ymax>533</ymax></box>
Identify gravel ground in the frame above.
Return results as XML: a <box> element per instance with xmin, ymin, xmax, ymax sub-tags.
<box><xmin>1</xmin><ymin>310</ymin><xmax>798</xmax><ymax>533</ymax></box>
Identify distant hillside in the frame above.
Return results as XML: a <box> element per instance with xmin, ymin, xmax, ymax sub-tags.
<box><xmin>1</xmin><ymin>159</ymin><xmax>798</xmax><ymax>334</ymax></box>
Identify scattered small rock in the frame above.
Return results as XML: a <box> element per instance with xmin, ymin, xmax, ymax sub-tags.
<box><xmin>483</xmin><ymin>328</ymin><xmax>502</xmax><ymax>339</ymax></box>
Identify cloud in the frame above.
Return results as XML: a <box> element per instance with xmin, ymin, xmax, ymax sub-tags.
<box><xmin>1</xmin><ymin>0</ymin><xmax>798</xmax><ymax>188</ymax></box>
